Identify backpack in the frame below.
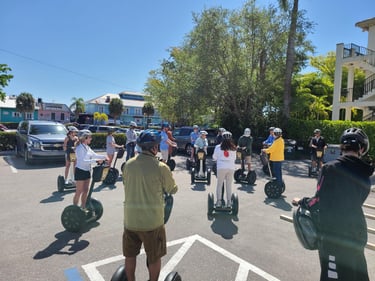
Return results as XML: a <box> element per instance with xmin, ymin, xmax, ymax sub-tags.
<box><xmin>293</xmin><ymin>205</ymin><xmax>319</xmax><ymax>250</ymax></box>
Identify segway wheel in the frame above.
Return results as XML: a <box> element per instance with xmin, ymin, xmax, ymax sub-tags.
<box><xmin>61</xmin><ymin>205</ymin><xmax>86</xmax><ymax>233</ymax></box>
<box><xmin>89</xmin><ymin>198</ymin><xmax>104</xmax><ymax>221</ymax></box>
<box><xmin>246</xmin><ymin>170</ymin><xmax>257</xmax><ymax>185</ymax></box>
<box><xmin>206</xmin><ymin>169</ymin><xmax>211</xmax><ymax>185</ymax></box>
<box><xmin>231</xmin><ymin>193</ymin><xmax>239</xmax><ymax>216</ymax></box>
<box><xmin>308</xmin><ymin>166</ymin><xmax>312</xmax><ymax>177</ymax></box>
<box><xmin>57</xmin><ymin>175</ymin><xmax>65</xmax><ymax>192</ymax></box>
<box><xmin>110</xmin><ymin>264</ymin><xmax>127</xmax><ymax>281</ymax></box>
<box><xmin>234</xmin><ymin>169</ymin><xmax>243</xmax><ymax>183</ymax></box>
<box><xmin>191</xmin><ymin>168</ymin><xmax>195</xmax><ymax>184</ymax></box>
<box><xmin>186</xmin><ymin>158</ymin><xmax>191</xmax><ymax>170</ymax></box>
<box><xmin>281</xmin><ymin>181</ymin><xmax>286</xmax><ymax>194</ymax></box>
<box><xmin>164</xmin><ymin>271</ymin><xmax>182</xmax><ymax>281</ymax></box>
<box><xmin>120</xmin><ymin>162</ymin><xmax>125</xmax><ymax>173</ymax></box>
<box><xmin>207</xmin><ymin>193</ymin><xmax>214</xmax><ymax>215</ymax></box>
<box><xmin>103</xmin><ymin>168</ymin><xmax>119</xmax><ymax>185</ymax></box>
<box><xmin>264</xmin><ymin>181</ymin><xmax>282</xmax><ymax>199</ymax></box>
<box><xmin>167</xmin><ymin>159</ymin><xmax>176</xmax><ymax>171</ymax></box>
<box><xmin>164</xmin><ymin>193</ymin><xmax>174</xmax><ymax>224</ymax></box>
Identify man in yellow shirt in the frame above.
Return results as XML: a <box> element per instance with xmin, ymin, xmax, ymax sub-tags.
<box><xmin>262</xmin><ymin>128</ymin><xmax>284</xmax><ymax>185</ymax></box>
<box><xmin>122</xmin><ymin>130</ymin><xmax>178</xmax><ymax>281</ymax></box>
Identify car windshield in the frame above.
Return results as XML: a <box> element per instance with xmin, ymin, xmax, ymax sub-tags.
<box><xmin>29</xmin><ymin>124</ymin><xmax>67</xmax><ymax>135</ymax></box>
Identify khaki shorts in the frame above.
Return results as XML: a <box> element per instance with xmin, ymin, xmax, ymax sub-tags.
<box><xmin>244</xmin><ymin>155</ymin><xmax>251</xmax><ymax>164</ymax></box>
<box><xmin>123</xmin><ymin>225</ymin><xmax>166</xmax><ymax>264</ymax></box>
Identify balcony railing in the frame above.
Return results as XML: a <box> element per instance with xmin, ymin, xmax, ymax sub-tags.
<box><xmin>343</xmin><ymin>43</ymin><xmax>375</xmax><ymax>58</ymax></box>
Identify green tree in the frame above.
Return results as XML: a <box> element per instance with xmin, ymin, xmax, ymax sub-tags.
<box><xmin>0</xmin><ymin>64</ymin><xmax>13</xmax><ymax>101</ymax></box>
<box><xmin>108</xmin><ymin>98</ymin><xmax>124</xmax><ymax>125</ymax></box>
<box><xmin>142</xmin><ymin>102</ymin><xmax>155</xmax><ymax>128</ymax></box>
<box><xmin>70</xmin><ymin>97</ymin><xmax>85</xmax><ymax>122</ymax></box>
<box><xmin>16</xmin><ymin>92</ymin><xmax>35</xmax><ymax>120</ymax></box>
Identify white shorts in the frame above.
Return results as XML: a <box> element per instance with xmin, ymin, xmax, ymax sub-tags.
<box><xmin>161</xmin><ymin>150</ymin><xmax>169</xmax><ymax>161</ymax></box>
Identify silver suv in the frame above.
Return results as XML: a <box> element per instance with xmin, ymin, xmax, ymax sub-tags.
<box><xmin>15</xmin><ymin>120</ymin><xmax>68</xmax><ymax>164</ymax></box>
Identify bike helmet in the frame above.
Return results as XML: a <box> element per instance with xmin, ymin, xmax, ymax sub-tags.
<box><xmin>161</xmin><ymin>123</ymin><xmax>169</xmax><ymax>129</ymax></box>
<box><xmin>314</xmin><ymin>129</ymin><xmax>321</xmax><ymax>134</ymax></box>
<box><xmin>293</xmin><ymin>205</ymin><xmax>319</xmax><ymax>250</ymax></box>
<box><xmin>200</xmin><ymin>130</ymin><xmax>208</xmax><ymax>135</ymax></box>
<box><xmin>222</xmin><ymin>131</ymin><xmax>232</xmax><ymax>140</ymax></box>
<box><xmin>68</xmin><ymin>126</ymin><xmax>78</xmax><ymax>132</ymax></box>
<box><xmin>218</xmin><ymin>127</ymin><xmax>226</xmax><ymax>133</ymax></box>
<box><xmin>136</xmin><ymin>129</ymin><xmax>161</xmax><ymax>149</ymax></box>
<box><xmin>244</xmin><ymin>128</ymin><xmax>251</xmax><ymax>136</ymax></box>
<box><xmin>340</xmin><ymin>127</ymin><xmax>369</xmax><ymax>155</ymax></box>
<box><xmin>274</xmin><ymin>128</ymin><xmax>282</xmax><ymax>137</ymax></box>
<box><xmin>130</xmin><ymin>121</ymin><xmax>137</xmax><ymax>127</ymax></box>
<box><xmin>269</xmin><ymin>127</ymin><xmax>275</xmax><ymax>131</ymax></box>
<box><xmin>78</xmin><ymin>129</ymin><xmax>92</xmax><ymax>140</ymax></box>
<box><xmin>193</xmin><ymin>125</ymin><xmax>199</xmax><ymax>129</ymax></box>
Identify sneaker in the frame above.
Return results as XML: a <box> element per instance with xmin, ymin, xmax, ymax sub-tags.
<box><xmin>216</xmin><ymin>200</ymin><xmax>222</xmax><ymax>207</ymax></box>
<box><xmin>81</xmin><ymin>207</ymin><xmax>89</xmax><ymax>214</ymax></box>
<box><xmin>226</xmin><ymin>201</ymin><xmax>232</xmax><ymax>208</ymax></box>
<box><xmin>65</xmin><ymin>180</ymin><xmax>69</xmax><ymax>185</ymax></box>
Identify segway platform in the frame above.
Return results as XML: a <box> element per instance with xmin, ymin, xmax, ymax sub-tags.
<box><xmin>234</xmin><ymin>149</ymin><xmax>256</xmax><ymax>185</ymax></box>
<box><xmin>191</xmin><ymin>149</ymin><xmax>211</xmax><ymax>185</ymax></box>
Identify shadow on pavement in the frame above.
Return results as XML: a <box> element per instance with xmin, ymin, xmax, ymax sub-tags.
<box><xmin>209</xmin><ymin>213</ymin><xmax>238</xmax><ymax>239</ymax></box>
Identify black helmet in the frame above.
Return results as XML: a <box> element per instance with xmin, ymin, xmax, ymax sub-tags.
<box><xmin>340</xmin><ymin>127</ymin><xmax>369</xmax><ymax>155</ymax></box>
<box><xmin>136</xmin><ymin>129</ymin><xmax>161</xmax><ymax>149</ymax></box>
<box><xmin>293</xmin><ymin>206</ymin><xmax>319</xmax><ymax>250</ymax></box>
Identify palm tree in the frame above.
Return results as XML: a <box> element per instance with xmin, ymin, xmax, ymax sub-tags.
<box><xmin>279</xmin><ymin>0</ymin><xmax>299</xmax><ymax>123</ymax></box>
<box><xmin>16</xmin><ymin>92</ymin><xmax>35</xmax><ymax>120</ymax></box>
<box><xmin>142</xmin><ymin>102</ymin><xmax>155</xmax><ymax>129</ymax></box>
<box><xmin>108</xmin><ymin>98</ymin><xmax>124</xmax><ymax>125</ymax></box>
<box><xmin>70</xmin><ymin>97</ymin><xmax>85</xmax><ymax>122</ymax></box>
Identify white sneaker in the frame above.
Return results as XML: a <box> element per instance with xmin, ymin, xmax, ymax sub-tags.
<box><xmin>65</xmin><ymin>180</ymin><xmax>69</xmax><ymax>185</ymax></box>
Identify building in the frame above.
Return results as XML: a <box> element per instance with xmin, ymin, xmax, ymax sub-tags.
<box><xmin>37</xmin><ymin>99</ymin><xmax>72</xmax><ymax>123</ymax></box>
<box><xmin>332</xmin><ymin>17</ymin><xmax>375</xmax><ymax>121</ymax></box>
<box><xmin>0</xmin><ymin>95</ymin><xmax>38</xmax><ymax>122</ymax></box>
<box><xmin>84</xmin><ymin>91</ymin><xmax>162</xmax><ymax>126</ymax></box>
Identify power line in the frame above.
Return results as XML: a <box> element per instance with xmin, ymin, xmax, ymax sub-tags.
<box><xmin>0</xmin><ymin>48</ymin><xmax>124</xmax><ymax>88</ymax></box>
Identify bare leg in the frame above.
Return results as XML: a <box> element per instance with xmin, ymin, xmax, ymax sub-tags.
<box><xmin>80</xmin><ymin>179</ymin><xmax>90</xmax><ymax>208</ymax></box>
<box><xmin>125</xmin><ymin>257</ymin><xmax>136</xmax><ymax>281</ymax></box>
<box><xmin>73</xmin><ymin>180</ymin><xmax>83</xmax><ymax>205</ymax></box>
<box><xmin>148</xmin><ymin>258</ymin><xmax>161</xmax><ymax>281</ymax></box>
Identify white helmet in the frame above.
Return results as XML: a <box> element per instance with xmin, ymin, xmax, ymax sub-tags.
<box><xmin>274</xmin><ymin>128</ymin><xmax>282</xmax><ymax>137</ymax></box>
<box><xmin>78</xmin><ymin>129</ymin><xmax>92</xmax><ymax>140</ymax></box>
<box><xmin>222</xmin><ymin>131</ymin><xmax>232</xmax><ymax>140</ymax></box>
<box><xmin>130</xmin><ymin>121</ymin><xmax>137</xmax><ymax>127</ymax></box>
<box><xmin>244</xmin><ymin>128</ymin><xmax>251</xmax><ymax>136</ymax></box>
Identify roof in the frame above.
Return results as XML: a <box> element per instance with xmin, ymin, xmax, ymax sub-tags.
<box><xmin>86</xmin><ymin>91</ymin><xmax>148</xmax><ymax>108</ymax></box>
<box><xmin>0</xmin><ymin>95</ymin><xmax>40</xmax><ymax>109</ymax></box>
<box><xmin>355</xmin><ymin>17</ymin><xmax>375</xmax><ymax>31</ymax></box>
<box><xmin>40</xmin><ymin>102</ymin><xmax>71</xmax><ymax>112</ymax></box>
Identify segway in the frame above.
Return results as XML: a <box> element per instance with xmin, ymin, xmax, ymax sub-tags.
<box><xmin>207</xmin><ymin>183</ymin><xmax>238</xmax><ymax>216</ymax></box>
<box><xmin>308</xmin><ymin>149</ymin><xmax>323</xmax><ymax>177</ymax></box>
<box><xmin>103</xmin><ymin>148</ymin><xmax>125</xmax><ymax>185</ymax></box>
<box><xmin>61</xmin><ymin>162</ymin><xmax>109</xmax><ymax>233</ymax></box>
<box><xmin>191</xmin><ymin>148</ymin><xmax>211</xmax><ymax>185</ymax></box>
<box><xmin>261</xmin><ymin>151</ymin><xmax>285</xmax><ymax>199</ymax></box>
<box><xmin>234</xmin><ymin>148</ymin><xmax>256</xmax><ymax>185</ymax></box>
<box><xmin>166</xmin><ymin>146</ymin><xmax>177</xmax><ymax>171</ymax></box>
<box><xmin>57</xmin><ymin>152</ymin><xmax>76</xmax><ymax>192</ymax></box>
<box><xmin>110</xmin><ymin>193</ymin><xmax>181</xmax><ymax>281</ymax></box>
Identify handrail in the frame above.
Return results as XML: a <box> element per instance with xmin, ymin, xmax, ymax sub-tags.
<box><xmin>343</xmin><ymin>43</ymin><xmax>375</xmax><ymax>58</ymax></box>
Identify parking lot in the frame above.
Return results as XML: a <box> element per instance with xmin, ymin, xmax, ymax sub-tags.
<box><xmin>0</xmin><ymin>151</ymin><xmax>374</xmax><ymax>281</ymax></box>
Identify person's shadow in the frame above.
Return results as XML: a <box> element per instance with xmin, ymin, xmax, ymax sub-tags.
<box><xmin>33</xmin><ymin>231</ymin><xmax>89</xmax><ymax>259</ymax></box>
<box><xmin>209</xmin><ymin>213</ymin><xmax>238</xmax><ymax>239</ymax></box>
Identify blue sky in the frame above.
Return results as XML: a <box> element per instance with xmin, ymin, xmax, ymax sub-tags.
<box><xmin>1</xmin><ymin>0</ymin><xmax>374</xmax><ymax>106</ymax></box>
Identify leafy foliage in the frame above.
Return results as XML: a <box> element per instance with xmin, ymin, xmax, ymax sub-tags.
<box><xmin>0</xmin><ymin>64</ymin><xmax>13</xmax><ymax>102</ymax></box>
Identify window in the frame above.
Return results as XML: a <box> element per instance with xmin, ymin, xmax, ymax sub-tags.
<box><xmin>13</xmin><ymin>112</ymin><xmax>21</xmax><ymax>118</ymax></box>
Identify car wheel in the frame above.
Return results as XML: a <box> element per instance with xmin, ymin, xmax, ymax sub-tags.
<box><xmin>24</xmin><ymin>149</ymin><xmax>32</xmax><ymax>165</ymax></box>
<box><xmin>15</xmin><ymin>144</ymin><xmax>21</xmax><ymax>158</ymax></box>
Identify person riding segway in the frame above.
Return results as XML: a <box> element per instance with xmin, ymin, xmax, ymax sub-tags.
<box><xmin>57</xmin><ymin>126</ymin><xmax>79</xmax><ymax>192</ymax></box>
<box><xmin>261</xmin><ymin>127</ymin><xmax>285</xmax><ymax>199</ymax></box>
<box><xmin>308</xmin><ymin>129</ymin><xmax>327</xmax><ymax>177</ymax></box>
<box><xmin>208</xmin><ymin>131</ymin><xmax>238</xmax><ymax>216</ymax></box>
<box><xmin>234</xmin><ymin>128</ymin><xmax>257</xmax><ymax>185</ymax></box>
<box><xmin>191</xmin><ymin>130</ymin><xmax>211</xmax><ymax>185</ymax></box>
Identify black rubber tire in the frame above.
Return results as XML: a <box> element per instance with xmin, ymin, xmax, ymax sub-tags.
<box><xmin>57</xmin><ymin>175</ymin><xmax>65</xmax><ymax>192</ymax></box>
<box><xmin>207</xmin><ymin>169</ymin><xmax>211</xmax><ymax>185</ymax></box>
<box><xmin>24</xmin><ymin>150</ymin><xmax>32</xmax><ymax>165</ymax></box>
<box><xmin>246</xmin><ymin>170</ymin><xmax>257</xmax><ymax>185</ymax></box>
<box><xmin>308</xmin><ymin>166</ymin><xmax>312</xmax><ymax>177</ymax></box>
<box><xmin>264</xmin><ymin>181</ymin><xmax>282</xmax><ymax>199</ymax></box>
<box><xmin>164</xmin><ymin>194</ymin><xmax>174</xmax><ymax>224</ymax></box>
<box><xmin>231</xmin><ymin>193</ymin><xmax>239</xmax><ymax>216</ymax></box>
<box><xmin>167</xmin><ymin>159</ymin><xmax>176</xmax><ymax>171</ymax></box>
<box><xmin>234</xmin><ymin>169</ymin><xmax>243</xmax><ymax>183</ymax></box>
<box><xmin>61</xmin><ymin>205</ymin><xmax>86</xmax><ymax>233</ymax></box>
<box><xmin>103</xmin><ymin>168</ymin><xmax>119</xmax><ymax>185</ymax></box>
<box><xmin>110</xmin><ymin>264</ymin><xmax>127</xmax><ymax>281</ymax></box>
<box><xmin>207</xmin><ymin>193</ymin><xmax>214</xmax><ymax>215</ymax></box>
<box><xmin>164</xmin><ymin>271</ymin><xmax>182</xmax><ymax>281</ymax></box>
<box><xmin>89</xmin><ymin>198</ymin><xmax>103</xmax><ymax>221</ymax></box>
<box><xmin>185</xmin><ymin>143</ymin><xmax>192</xmax><ymax>156</ymax></box>
<box><xmin>191</xmin><ymin>168</ymin><xmax>195</xmax><ymax>184</ymax></box>
<box><xmin>281</xmin><ymin>181</ymin><xmax>286</xmax><ymax>194</ymax></box>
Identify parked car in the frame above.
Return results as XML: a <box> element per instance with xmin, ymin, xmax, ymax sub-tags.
<box><xmin>87</xmin><ymin>125</ymin><xmax>117</xmax><ymax>133</ymax></box>
<box><xmin>0</xmin><ymin>123</ymin><xmax>17</xmax><ymax>132</ymax></box>
<box><xmin>15</xmin><ymin>120</ymin><xmax>68</xmax><ymax>164</ymax></box>
<box><xmin>172</xmin><ymin>126</ymin><xmax>217</xmax><ymax>155</ymax></box>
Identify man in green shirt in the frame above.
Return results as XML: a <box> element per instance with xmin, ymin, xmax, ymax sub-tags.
<box><xmin>122</xmin><ymin>130</ymin><xmax>178</xmax><ymax>281</ymax></box>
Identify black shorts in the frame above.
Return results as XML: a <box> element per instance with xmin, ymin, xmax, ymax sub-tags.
<box><xmin>74</xmin><ymin>167</ymin><xmax>91</xmax><ymax>181</ymax></box>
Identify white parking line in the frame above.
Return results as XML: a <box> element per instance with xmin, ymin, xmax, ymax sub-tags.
<box><xmin>82</xmin><ymin>234</ymin><xmax>280</xmax><ymax>281</ymax></box>
<box><xmin>4</xmin><ymin>156</ymin><xmax>18</xmax><ymax>173</ymax></box>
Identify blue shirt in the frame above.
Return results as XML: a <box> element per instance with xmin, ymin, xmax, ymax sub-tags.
<box><xmin>160</xmin><ymin>130</ymin><xmax>169</xmax><ymax>151</ymax></box>
<box><xmin>190</xmin><ymin>131</ymin><xmax>199</xmax><ymax>145</ymax></box>
<box><xmin>263</xmin><ymin>134</ymin><xmax>275</xmax><ymax>146</ymax></box>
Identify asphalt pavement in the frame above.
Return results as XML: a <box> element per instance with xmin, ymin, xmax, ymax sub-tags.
<box><xmin>0</xmin><ymin>151</ymin><xmax>374</xmax><ymax>281</ymax></box>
